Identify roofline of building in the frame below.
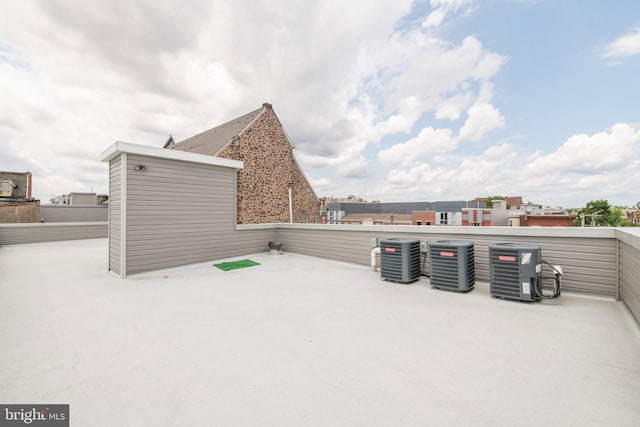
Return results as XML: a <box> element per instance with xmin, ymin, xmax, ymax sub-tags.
<box><xmin>101</xmin><ymin>141</ymin><xmax>244</xmax><ymax>170</ymax></box>
<box><xmin>235</xmin><ymin>104</ymin><xmax>269</xmax><ymax>145</ymax></box>
<box><xmin>174</xmin><ymin>106</ymin><xmax>265</xmax><ymax>155</ymax></box>
<box><xmin>237</xmin><ymin>104</ymin><xmax>319</xmax><ymax>201</ymax></box>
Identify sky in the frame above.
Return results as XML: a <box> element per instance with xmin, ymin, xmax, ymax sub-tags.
<box><xmin>1</xmin><ymin>0</ymin><xmax>639</xmax><ymax>208</ymax></box>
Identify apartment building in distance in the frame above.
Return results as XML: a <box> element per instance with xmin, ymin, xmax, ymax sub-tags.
<box><xmin>329</xmin><ymin>200</ymin><xmax>488</xmax><ymax>225</ymax></box>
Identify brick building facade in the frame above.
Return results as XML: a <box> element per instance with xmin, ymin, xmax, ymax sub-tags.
<box><xmin>411</xmin><ymin>211</ymin><xmax>436</xmax><ymax>225</ymax></box>
<box><xmin>168</xmin><ymin>103</ymin><xmax>320</xmax><ymax>224</ymax></box>
<box><xmin>461</xmin><ymin>209</ymin><xmax>492</xmax><ymax>226</ymax></box>
<box><xmin>519</xmin><ymin>213</ymin><xmax>576</xmax><ymax>227</ymax></box>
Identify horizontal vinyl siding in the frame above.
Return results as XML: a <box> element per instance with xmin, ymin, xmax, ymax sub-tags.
<box><xmin>277</xmin><ymin>228</ymin><xmax>375</xmax><ymax>264</ymax></box>
<box><xmin>124</xmin><ymin>155</ymin><xmax>275</xmax><ymax>275</ymax></box>
<box><xmin>234</xmin><ymin>229</ymin><xmax>278</xmax><ymax>253</ymax></box>
<box><xmin>109</xmin><ymin>157</ymin><xmax>122</xmax><ymax>275</ymax></box>
<box><xmin>41</xmin><ymin>205</ymin><xmax>108</xmax><ymax>222</ymax></box>
<box><xmin>0</xmin><ymin>223</ymin><xmax>107</xmax><ymax>245</ymax></box>
<box><xmin>276</xmin><ymin>226</ymin><xmax>618</xmax><ymax>296</ymax></box>
<box><xmin>446</xmin><ymin>234</ymin><xmax>617</xmax><ymax>295</ymax></box>
<box><xmin>620</xmin><ymin>241</ymin><xmax>640</xmax><ymax>325</ymax></box>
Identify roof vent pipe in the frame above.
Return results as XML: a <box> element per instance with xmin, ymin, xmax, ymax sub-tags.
<box><xmin>289</xmin><ymin>188</ymin><xmax>293</xmax><ymax>224</ymax></box>
<box><xmin>371</xmin><ymin>247</ymin><xmax>381</xmax><ymax>271</ymax></box>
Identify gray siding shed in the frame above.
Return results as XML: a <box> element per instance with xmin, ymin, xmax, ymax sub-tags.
<box><xmin>102</xmin><ymin>142</ymin><xmax>252</xmax><ymax>277</ymax></box>
<box><xmin>109</xmin><ymin>155</ymin><xmax>122</xmax><ymax>275</ymax></box>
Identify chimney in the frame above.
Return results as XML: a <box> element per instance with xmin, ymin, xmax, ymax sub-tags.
<box><xmin>27</xmin><ymin>172</ymin><xmax>32</xmax><ymax>199</ymax></box>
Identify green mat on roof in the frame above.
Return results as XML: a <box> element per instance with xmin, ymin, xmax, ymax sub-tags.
<box><xmin>214</xmin><ymin>259</ymin><xmax>261</xmax><ymax>271</ymax></box>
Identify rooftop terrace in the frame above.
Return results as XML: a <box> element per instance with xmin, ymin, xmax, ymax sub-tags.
<box><xmin>1</xmin><ymin>238</ymin><xmax>639</xmax><ymax>426</ymax></box>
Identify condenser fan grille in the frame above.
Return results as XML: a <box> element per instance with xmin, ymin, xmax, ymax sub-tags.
<box><xmin>489</xmin><ymin>248</ymin><xmax>522</xmax><ymax>299</ymax></box>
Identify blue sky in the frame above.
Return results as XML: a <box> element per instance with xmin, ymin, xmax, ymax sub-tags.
<box><xmin>460</xmin><ymin>1</ymin><xmax>640</xmax><ymax>147</ymax></box>
<box><xmin>1</xmin><ymin>0</ymin><xmax>639</xmax><ymax>208</ymax></box>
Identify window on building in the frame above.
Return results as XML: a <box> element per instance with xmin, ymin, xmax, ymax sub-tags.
<box><xmin>440</xmin><ymin>212</ymin><xmax>448</xmax><ymax>225</ymax></box>
<box><xmin>472</xmin><ymin>222</ymin><xmax>481</xmax><ymax>226</ymax></box>
<box><xmin>416</xmin><ymin>221</ymin><xmax>422</xmax><ymax>225</ymax></box>
<box><xmin>300</xmin><ymin>211</ymin><xmax>309</xmax><ymax>223</ymax></box>
<box><xmin>0</xmin><ymin>180</ymin><xmax>16</xmax><ymax>197</ymax></box>
<box><xmin>426</xmin><ymin>221</ymin><xmax>431</xmax><ymax>225</ymax></box>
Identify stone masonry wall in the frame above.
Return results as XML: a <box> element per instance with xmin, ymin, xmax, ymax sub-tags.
<box><xmin>216</xmin><ymin>107</ymin><xmax>320</xmax><ymax>224</ymax></box>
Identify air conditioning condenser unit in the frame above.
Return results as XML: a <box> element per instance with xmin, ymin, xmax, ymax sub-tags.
<box><xmin>489</xmin><ymin>243</ymin><xmax>542</xmax><ymax>301</ymax></box>
<box><xmin>428</xmin><ymin>240</ymin><xmax>475</xmax><ymax>292</ymax></box>
<box><xmin>380</xmin><ymin>238</ymin><xmax>420</xmax><ymax>283</ymax></box>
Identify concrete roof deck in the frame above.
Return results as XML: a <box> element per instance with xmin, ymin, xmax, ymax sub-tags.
<box><xmin>1</xmin><ymin>238</ymin><xmax>639</xmax><ymax>426</ymax></box>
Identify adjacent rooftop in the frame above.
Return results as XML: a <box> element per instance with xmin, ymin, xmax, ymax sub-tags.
<box><xmin>1</xmin><ymin>238</ymin><xmax>639</xmax><ymax>426</ymax></box>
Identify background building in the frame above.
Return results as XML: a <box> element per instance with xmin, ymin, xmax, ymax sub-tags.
<box><xmin>461</xmin><ymin>200</ymin><xmax>509</xmax><ymax>226</ymax></box>
<box><xmin>518</xmin><ymin>213</ymin><xmax>576</xmax><ymax>227</ymax></box>
<box><xmin>339</xmin><ymin>213</ymin><xmax>413</xmax><ymax>225</ymax></box>
<box><xmin>328</xmin><ymin>200</ymin><xmax>485</xmax><ymax>225</ymax></box>
<box><xmin>508</xmin><ymin>202</ymin><xmax>575</xmax><ymax>227</ymax></box>
<box><xmin>0</xmin><ymin>171</ymin><xmax>32</xmax><ymax>200</ymax></box>
<box><xmin>411</xmin><ymin>211</ymin><xmax>436</xmax><ymax>225</ymax></box>
<box><xmin>69</xmin><ymin>192</ymin><xmax>99</xmax><ymax>206</ymax></box>
<box><xmin>168</xmin><ymin>103</ymin><xmax>320</xmax><ymax>224</ymax></box>
<box><xmin>0</xmin><ymin>171</ymin><xmax>39</xmax><ymax>223</ymax></box>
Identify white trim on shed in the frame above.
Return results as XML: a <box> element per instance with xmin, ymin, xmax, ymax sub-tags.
<box><xmin>101</xmin><ymin>141</ymin><xmax>244</xmax><ymax>170</ymax></box>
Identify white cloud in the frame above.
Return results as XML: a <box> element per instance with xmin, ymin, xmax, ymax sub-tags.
<box><xmin>369</xmin><ymin>34</ymin><xmax>507</xmax><ymax>169</ymax></box>
<box><xmin>378</xmin><ymin>127</ymin><xmax>456</xmax><ymax>167</ymax></box>
<box><xmin>458</xmin><ymin>102</ymin><xmax>506</xmax><ymax>142</ymax></box>
<box><xmin>601</xmin><ymin>27</ymin><xmax>640</xmax><ymax>60</ymax></box>
<box><xmin>422</xmin><ymin>8</ymin><xmax>447</xmax><ymax>28</ymax></box>
<box><xmin>422</xmin><ymin>0</ymin><xmax>475</xmax><ymax>28</ymax></box>
<box><xmin>374</xmin><ymin>96</ymin><xmax>423</xmax><ymax>136</ymax></box>
<box><xmin>527</xmin><ymin>123</ymin><xmax>640</xmax><ymax>175</ymax></box>
<box><xmin>2</xmin><ymin>0</ymin><xmax>506</xmax><ymax>202</ymax></box>
<box><xmin>0</xmin><ymin>0</ymin><xmax>418</xmax><ymax>197</ymax></box>
<box><xmin>376</xmin><ymin>123</ymin><xmax>640</xmax><ymax>206</ymax></box>
<box><xmin>381</xmin><ymin>35</ymin><xmax>505</xmax><ymax>114</ymax></box>
<box><xmin>435</xmin><ymin>92</ymin><xmax>474</xmax><ymax>120</ymax></box>
<box><xmin>380</xmin><ymin>142</ymin><xmax>520</xmax><ymax>199</ymax></box>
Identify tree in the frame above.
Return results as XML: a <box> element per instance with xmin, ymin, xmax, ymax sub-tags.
<box><xmin>573</xmin><ymin>199</ymin><xmax>628</xmax><ymax>227</ymax></box>
<box><xmin>482</xmin><ymin>196</ymin><xmax>507</xmax><ymax>209</ymax></box>
<box><xmin>611</xmin><ymin>206</ymin><xmax>630</xmax><ymax>226</ymax></box>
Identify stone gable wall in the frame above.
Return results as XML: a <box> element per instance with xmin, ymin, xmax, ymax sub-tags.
<box><xmin>216</xmin><ymin>108</ymin><xmax>320</xmax><ymax>224</ymax></box>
